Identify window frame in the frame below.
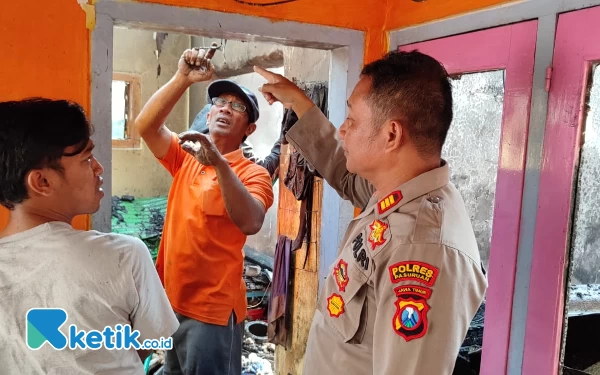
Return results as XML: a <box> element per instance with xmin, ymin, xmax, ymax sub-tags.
<box><xmin>112</xmin><ymin>72</ymin><xmax>141</xmax><ymax>149</ymax></box>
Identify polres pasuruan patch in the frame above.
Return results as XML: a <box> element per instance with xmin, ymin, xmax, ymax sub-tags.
<box><xmin>388</xmin><ymin>261</ymin><xmax>439</xmax><ymax>287</ymax></box>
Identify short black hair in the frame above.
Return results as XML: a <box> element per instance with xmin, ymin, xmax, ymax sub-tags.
<box><xmin>361</xmin><ymin>50</ymin><xmax>453</xmax><ymax>157</ymax></box>
<box><xmin>0</xmin><ymin>98</ymin><xmax>92</xmax><ymax>210</ymax></box>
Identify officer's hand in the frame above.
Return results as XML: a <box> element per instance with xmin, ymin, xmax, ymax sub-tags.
<box><xmin>178</xmin><ymin>48</ymin><xmax>215</xmax><ymax>84</ymax></box>
<box><xmin>178</xmin><ymin>131</ymin><xmax>224</xmax><ymax>166</ymax></box>
<box><xmin>254</xmin><ymin>66</ymin><xmax>315</xmax><ymax>117</ymax></box>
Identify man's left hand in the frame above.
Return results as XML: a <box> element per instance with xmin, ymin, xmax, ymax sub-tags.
<box><xmin>178</xmin><ymin>131</ymin><xmax>224</xmax><ymax>166</ymax></box>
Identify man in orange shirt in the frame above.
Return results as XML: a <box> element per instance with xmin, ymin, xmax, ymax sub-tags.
<box><xmin>135</xmin><ymin>47</ymin><xmax>274</xmax><ymax>375</ymax></box>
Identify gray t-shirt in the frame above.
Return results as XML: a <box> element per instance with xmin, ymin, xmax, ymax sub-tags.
<box><xmin>0</xmin><ymin>222</ymin><xmax>179</xmax><ymax>374</ymax></box>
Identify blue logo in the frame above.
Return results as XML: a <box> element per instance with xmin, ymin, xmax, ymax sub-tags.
<box><xmin>26</xmin><ymin>308</ymin><xmax>68</xmax><ymax>350</ymax></box>
<box><xmin>26</xmin><ymin>308</ymin><xmax>172</xmax><ymax>351</ymax></box>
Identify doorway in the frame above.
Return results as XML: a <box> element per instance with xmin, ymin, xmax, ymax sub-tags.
<box><xmin>91</xmin><ymin>2</ymin><xmax>363</xmax><ymax>373</ymax></box>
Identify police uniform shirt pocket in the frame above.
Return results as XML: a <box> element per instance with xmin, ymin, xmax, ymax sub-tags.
<box><xmin>320</xmin><ymin>260</ymin><xmax>369</xmax><ymax>343</ymax></box>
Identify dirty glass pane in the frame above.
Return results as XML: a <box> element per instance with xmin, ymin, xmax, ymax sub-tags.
<box><xmin>111</xmin><ymin>80</ymin><xmax>127</xmax><ymax>139</ymax></box>
<box><xmin>562</xmin><ymin>65</ymin><xmax>600</xmax><ymax>375</ymax></box>
<box><xmin>442</xmin><ymin>70</ymin><xmax>505</xmax><ymax>270</ymax></box>
<box><xmin>569</xmin><ymin>65</ymin><xmax>600</xmax><ymax>287</ymax></box>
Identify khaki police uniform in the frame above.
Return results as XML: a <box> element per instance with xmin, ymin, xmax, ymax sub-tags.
<box><xmin>285</xmin><ymin>106</ymin><xmax>488</xmax><ymax>375</ymax></box>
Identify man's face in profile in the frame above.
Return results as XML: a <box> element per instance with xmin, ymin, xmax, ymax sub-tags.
<box><xmin>51</xmin><ymin>140</ymin><xmax>105</xmax><ymax>216</ymax></box>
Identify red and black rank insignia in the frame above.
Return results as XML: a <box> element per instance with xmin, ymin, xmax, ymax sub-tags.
<box><xmin>333</xmin><ymin>259</ymin><xmax>349</xmax><ymax>292</ymax></box>
<box><xmin>368</xmin><ymin>219</ymin><xmax>389</xmax><ymax>250</ymax></box>
<box><xmin>378</xmin><ymin>190</ymin><xmax>403</xmax><ymax>214</ymax></box>
<box><xmin>392</xmin><ymin>285</ymin><xmax>431</xmax><ymax>341</ymax></box>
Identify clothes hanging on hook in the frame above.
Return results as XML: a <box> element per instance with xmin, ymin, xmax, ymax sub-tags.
<box><xmin>267</xmin><ymin>82</ymin><xmax>328</xmax><ymax>348</ymax></box>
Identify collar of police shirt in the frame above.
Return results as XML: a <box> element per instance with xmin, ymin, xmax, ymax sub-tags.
<box><xmin>356</xmin><ymin>159</ymin><xmax>449</xmax><ymax>221</ymax></box>
<box><xmin>356</xmin><ymin>159</ymin><xmax>487</xmax><ymax>276</ymax></box>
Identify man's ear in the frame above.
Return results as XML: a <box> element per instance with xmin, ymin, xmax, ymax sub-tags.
<box><xmin>26</xmin><ymin>169</ymin><xmax>55</xmax><ymax>197</ymax></box>
<box><xmin>245</xmin><ymin>123</ymin><xmax>257</xmax><ymax>137</ymax></box>
<box><xmin>384</xmin><ymin>120</ymin><xmax>404</xmax><ymax>152</ymax></box>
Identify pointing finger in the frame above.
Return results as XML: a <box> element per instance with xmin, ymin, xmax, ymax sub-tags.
<box><xmin>253</xmin><ymin>66</ymin><xmax>280</xmax><ymax>82</ymax></box>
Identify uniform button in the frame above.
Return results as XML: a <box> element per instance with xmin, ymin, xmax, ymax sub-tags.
<box><xmin>427</xmin><ymin>196</ymin><xmax>441</xmax><ymax>204</ymax></box>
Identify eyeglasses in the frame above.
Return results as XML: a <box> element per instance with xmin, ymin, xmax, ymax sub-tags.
<box><xmin>211</xmin><ymin>97</ymin><xmax>247</xmax><ymax>113</ymax></box>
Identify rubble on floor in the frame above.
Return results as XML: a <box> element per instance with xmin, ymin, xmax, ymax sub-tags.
<box><xmin>148</xmin><ymin>338</ymin><xmax>277</xmax><ymax>375</ymax></box>
<box><xmin>453</xmin><ymin>301</ymin><xmax>485</xmax><ymax>375</ymax></box>
<box><xmin>242</xmin><ymin>337</ymin><xmax>275</xmax><ymax>375</ymax></box>
<box><xmin>242</xmin><ymin>249</ymin><xmax>274</xmax><ymax>374</ymax></box>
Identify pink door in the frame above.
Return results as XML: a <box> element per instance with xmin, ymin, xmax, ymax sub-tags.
<box><xmin>523</xmin><ymin>6</ymin><xmax>600</xmax><ymax>375</ymax></box>
<box><xmin>399</xmin><ymin>21</ymin><xmax>538</xmax><ymax>375</ymax></box>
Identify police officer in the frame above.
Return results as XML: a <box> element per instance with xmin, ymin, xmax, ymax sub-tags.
<box><xmin>254</xmin><ymin>50</ymin><xmax>488</xmax><ymax>375</ymax></box>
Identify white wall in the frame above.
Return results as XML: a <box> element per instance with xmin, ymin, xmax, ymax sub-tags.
<box><xmin>112</xmin><ymin>28</ymin><xmax>190</xmax><ymax>198</ymax></box>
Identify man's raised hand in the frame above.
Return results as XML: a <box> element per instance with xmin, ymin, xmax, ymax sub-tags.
<box><xmin>178</xmin><ymin>48</ymin><xmax>216</xmax><ymax>83</ymax></box>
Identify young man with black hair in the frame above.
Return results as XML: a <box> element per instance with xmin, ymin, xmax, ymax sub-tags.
<box><xmin>0</xmin><ymin>98</ymin><xmax>178</xmax><ymax>374</ymax></box>
<box><xmin>255</xmin><ymin>50</ymin><xmax>488</xmax><ymax>374</ymax></box>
